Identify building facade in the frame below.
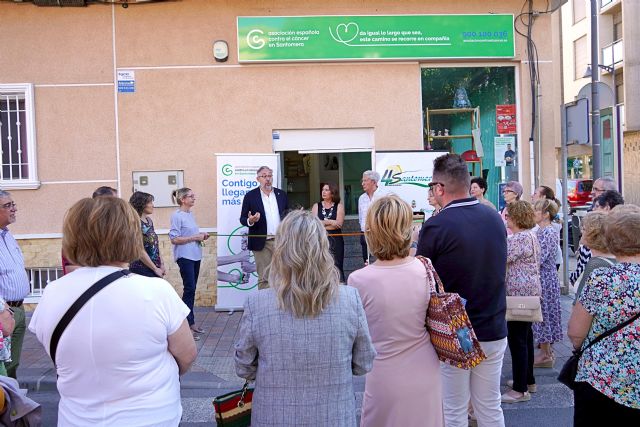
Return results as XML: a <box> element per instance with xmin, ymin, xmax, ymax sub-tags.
<box><xmin>1</xmin><ymin>0</ymin><xmax>563</xmax><ymax>305</ymax></box>
<box><xmin>561</xmin><ymin>0</ymin><xmax>640</xmax><ymax>202</ymax></box>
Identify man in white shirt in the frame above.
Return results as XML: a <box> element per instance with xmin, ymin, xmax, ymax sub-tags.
<box><xmin>240</xmin><ymin>167</ymin><xmax>289</xmax><ymax>289</ymax></box>
<box><xmin>358</xmin><ymin>170</ymin><xmax>380</xmax><ymax>265</ymax></box>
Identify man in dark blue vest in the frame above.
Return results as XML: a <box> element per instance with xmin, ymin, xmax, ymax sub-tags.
<box><xmin>416</xmin><ymin>154</ymin><xmax>508</xmax><ymax>426</ymax></box>
<box><xmin>240</xmin><ymin>166</ymin><xmax>289</xmax><ymax>289</ymax></box>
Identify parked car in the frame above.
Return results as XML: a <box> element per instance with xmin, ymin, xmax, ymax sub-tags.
<box><xmin>567</xmin><ymin>179</ymin><xmax>593</xmax><ymax>208</ymax></box>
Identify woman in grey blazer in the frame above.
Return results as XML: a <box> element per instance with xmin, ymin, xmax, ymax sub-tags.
<box><xmin>235</xmin><ymin>210</ymin><xmax>376</xmax><ymax>426</ymax></box>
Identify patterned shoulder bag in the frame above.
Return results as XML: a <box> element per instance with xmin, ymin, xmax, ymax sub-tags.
<box><xmin>417</xmin><ymin>256</ymin><xmax>486</xmax><ymax>369</ymax></box>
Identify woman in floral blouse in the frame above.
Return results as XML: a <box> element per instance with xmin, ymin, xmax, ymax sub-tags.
<box><xmin>0</xmin><ymin>298</ymin><xmax>15</xmax><ymax>376</ymax></box>
<box><xmin>502</xmin><ymin>200</ymin><xmax>541</xmax><ymax>403</ymax></box>
<box><xmin>568</xmin><ymin>205</ymin><xmax>640</xmax><ymax>425</ymax></box>
<box><xmin>532</xmin><ymin>199</ymin><xmax>563</xmax><ymax>368</ymax></box>
<box><xmin>129</xmin><ymin>191</ymin><xmax>165</xmax><ymax>278</ymax></box>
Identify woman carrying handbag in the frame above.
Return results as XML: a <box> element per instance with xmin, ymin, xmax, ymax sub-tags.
<box><xmin>502</xmin><ymin>201</ymin><xmax>542</xmax><ymax>403</ymax></box>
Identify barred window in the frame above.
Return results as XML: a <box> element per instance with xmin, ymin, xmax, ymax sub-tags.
<box><xmin>0</xmin><ymin>84</ymin><xmax>39</xmax><ymax>189</ymax></box>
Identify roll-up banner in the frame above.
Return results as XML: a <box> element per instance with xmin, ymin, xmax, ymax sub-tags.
<box><xmin>215</xmin><ymin>154</ymin><xmax>280</xmax><ymax>311</ymax></box>
<box><xmin>375</xmin><ymin>151</ymin><xmax>444</xmax><ymax>216</ymax></box>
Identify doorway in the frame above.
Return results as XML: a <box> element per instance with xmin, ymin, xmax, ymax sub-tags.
<box><xmin>281</xmin><ymin>151</ymin><xmax>371</xmax><ymax>216</ymax></box>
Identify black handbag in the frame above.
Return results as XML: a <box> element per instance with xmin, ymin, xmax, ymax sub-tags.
<box><xmin>558</xmin><ymin>310</ymin><xmax>640</xmax><ymax>390</ymax></box>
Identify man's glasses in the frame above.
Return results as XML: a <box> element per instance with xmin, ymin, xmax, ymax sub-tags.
<box><xmin>427</xmin><ymin>182</ymin><xmax>445</xmax><ymax>189</ymax></box>
<box><xmin>258</xmin><ymin>175</ymin><xmax>273</xmax><ymax>179</ymax></box>
<box><xmin>1</xmin><ymin>202</ymin><xmax>16</xmax><ymax>210</ymax></box>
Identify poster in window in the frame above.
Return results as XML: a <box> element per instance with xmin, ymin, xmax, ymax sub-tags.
<box><xmin>496</xmin><ymin>104</ymin><xmax>517</xmax><ymax>135</ymax></box>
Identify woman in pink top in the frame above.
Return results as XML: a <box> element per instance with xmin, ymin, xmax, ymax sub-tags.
<box><xmin>348</xmin><ymin>195</ymin><xmax>443</xmax><ymax>427</ymax></box>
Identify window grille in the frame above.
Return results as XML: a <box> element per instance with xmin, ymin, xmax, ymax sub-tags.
<box><xmin>25</xmin><ymin>267</ymin><xmax>63</xmax><ymax>301</ymax></box>
<box><xmin>0</xmin><ymin>84</ymin><xmax>39</xmax><ymax>189</ymax></box>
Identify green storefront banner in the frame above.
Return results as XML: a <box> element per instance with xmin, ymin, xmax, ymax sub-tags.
<box><xmin>237</xmin><ymin>14</ymin><xmax>515</xmax><ymax>62</ymax></box>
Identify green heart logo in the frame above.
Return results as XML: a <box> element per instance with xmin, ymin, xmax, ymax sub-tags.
<box><xmin>330</xmin><ymin>22</ymin><xmax>359</xmax><ymax>44</ymax></box>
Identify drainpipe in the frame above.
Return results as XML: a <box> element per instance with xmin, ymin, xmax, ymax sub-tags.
<box><xmin>590</xmin><ymin>0</ymin><xmax>602</xmax><ymax>179</ymax></box>
<box><xmin>536</xmin><ymin>82</ymin><xmax>542</xmax><ymax>190</ymax></box>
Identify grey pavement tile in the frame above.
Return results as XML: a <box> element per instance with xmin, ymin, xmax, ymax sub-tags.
<box><xmin>504</xmin><ymin>407</ymin><xmax>573</xmax><ymax>427</ymax></box>
<box><xmin>19</xmin><ymin>278</ymin><xmax>584</xmax><ymax>426</ymax></box>
<box><xmin>195</xmin><ymin>356</ymin><xmax>236</xmax><ymax>374</ymax></box>
<box><xmin>501</xmin><ymin>384</ymin><xmax>574</xmax><ymax>410</ymax></box>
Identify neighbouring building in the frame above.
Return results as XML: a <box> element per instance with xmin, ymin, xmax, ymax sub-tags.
<box><xmin>560</xmin><ymin>0</ymin><xmax>640</xmax><ymax>202</ymax></box>
<box><xmin>1</xmin><ymin>0</ymin><xmax>564</xmax><ymax>306</ymax></box>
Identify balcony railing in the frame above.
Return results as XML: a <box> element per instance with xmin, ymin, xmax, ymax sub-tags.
<box><xmin>600</xmin><ymin>0</ymin><xmax>619</xmax><ymax>10</ymax></box>
<box><xmin>24</xmin><ymin>267</ymin><xmax>63</xmax><ymax>303</ymax></box>
<box><xmin>601</xmin><ymin>39</ymin><xmax>623</xmax><ymax>72</ymax></box>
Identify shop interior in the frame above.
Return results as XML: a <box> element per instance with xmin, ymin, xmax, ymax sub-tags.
<box><xmin>281</xmin><ymin>151</ymin><xmax>370</xmax><ymax>215</ymax></box>
<box><xmin>421</xmin><ymin>66</ymin><xmax>518</xmax><ymax>206</ymax></box>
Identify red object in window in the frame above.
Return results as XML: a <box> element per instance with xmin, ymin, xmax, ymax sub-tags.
<box><xmin>461</xmin><ymin>150</ymin><xmax>480</xmax><ymax>163</ymax></box>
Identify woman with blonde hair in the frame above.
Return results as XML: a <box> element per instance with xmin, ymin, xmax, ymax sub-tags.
<box><xmin>348</xmin><ymin>195</ymin><xmax>443</xmax><ymax>427</ymax></box>
<box><xmin>169</xmin><ymin>187</ymin><xmax>209</xmax><ymax>340</ymax></box>
<box><xmin>234</xmin><ymin>210</ymin><xmax>376</xmax><ymax>426</ymax></box>
<box><xmin>532</xmin><ymin>199</ymin><xmax>563</xmax><ymax>367</ymax></box>
<box><xmin>29</xmin><ymin>197</ymin><xmax>196</xmax><ymax>426</ymax></box>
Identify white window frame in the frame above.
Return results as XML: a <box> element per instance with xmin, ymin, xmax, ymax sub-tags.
<box><xmin>0</xmin><ymin>83</ymin><xmax>40</xmax><ymax>189</ymax></box>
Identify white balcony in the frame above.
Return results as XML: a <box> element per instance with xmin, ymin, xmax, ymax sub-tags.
<box><xmin>600</xmin><ymin>0</ymin><xmax>621</xmax><ymax>14</ymax></box>
<box><xmin>601</xmin><ymin>39</ymin><xmax>623</xmax><ymax>72</ymax></box>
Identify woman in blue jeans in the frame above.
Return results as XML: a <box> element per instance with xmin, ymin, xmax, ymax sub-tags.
<box><xmin>170</xmin><ymin>187</ymin><xmax>209</xmax><ymax>341</ymax></box>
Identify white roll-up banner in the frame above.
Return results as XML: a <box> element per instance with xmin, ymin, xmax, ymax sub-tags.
<box><xmin>215</xmin><ymin>154</ymin><xmax>279</xmax><ymax>311</ymax></box>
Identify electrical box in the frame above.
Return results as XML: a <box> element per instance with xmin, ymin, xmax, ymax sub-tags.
<box><xmin>132</xmin><ymin>170</ymin><xmax>184</xmax><ymax>208</ymax></box>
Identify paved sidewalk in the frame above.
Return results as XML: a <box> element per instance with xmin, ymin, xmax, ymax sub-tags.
<box><xmin>19</xmin><ymin>307</ymin><xmax>248</xmax><ymax>393</ymax></box>
<box><xmin>19</xmin><ymin>293</ymin><xmax>578</xmax><ymax>426</ymax></box>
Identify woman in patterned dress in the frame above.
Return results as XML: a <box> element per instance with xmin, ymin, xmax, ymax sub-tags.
<box><xmin>311</xmin><ymin>182</ymin><xmax>345</xmax><ymax>281</ymax></box>
<box><xmin>568</xmin><ymin>205</ymin><xmax>640</xmax><ymax>425</ymax></box>
<box><xmin>502</xmin><ymin>200</ymin><xmax>541</xmax><ymax>403</ymax></box>
<box><xmin>129</xmin><ymin>191</ymin><xmax>165</xmax><ymax>278</ymax></box>
<box><xmin>532</xmin><ymin>199</ymin><xmax>563</xmax><ymax>367</ymax></box>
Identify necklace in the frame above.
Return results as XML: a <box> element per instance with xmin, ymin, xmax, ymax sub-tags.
<box><xmin>321</xmin><ymin>203</ymin><xmax>334</xmax><ymax>220</ymax></box>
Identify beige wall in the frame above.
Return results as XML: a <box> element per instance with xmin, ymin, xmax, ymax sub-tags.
<box><xmin>18</xmin><ymin>236</ymin><xmax>217</xmax><ymax>306</ymax></box>
<box><xmin>622</xmin><ymin>0</ymin><xmax>640</xmax><ymax>132</ymax></box>
<box><xmin>2</xmin><ymin>0</ymin><xmax>562</xmax><ymax>304</ymax></box>
<box><xmin>1</xmin><ymin>0</ymin><xmax>561</xmax><ymax>234</ymax></box>
<box><xmin>561</xmin><ymin>0</ymin><xmax>591</xmax><ymax>104</ymax></box>
<box><xmin>623</xmin><ymin>131</ymin><xmax>640</xmax><ymax>205</ymax></box>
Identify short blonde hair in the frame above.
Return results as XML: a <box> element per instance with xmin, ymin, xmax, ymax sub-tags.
<box><xmin>63</xmin><ymin>197</ymin><xmax>143</xmax><ymax>267</ymax></box>
<box><xmin>581</xmin><ymin>212</ymin><xmax>609</xmax><ymax>252</ymax></box>
<box><xmin>605</xmin><ymin>204</ymin><xmax>640</xmax><ymax>256</ymax></box>
<box><xmin>269</xmin><ymin>210</ymin><xmax>339</xmax><ymax>318</ymax></box>
<box><xmin>534</xmin><ymin>199</ymin><xmax>558</xmax><ymax>221</ymax></box>
<box><xmin>506</xmin><ymin>200</ymin><xmax>536</xmax><ymax>230</ymax></box>
<box><xmin>365</xmin><ymin>195</ymin><xmax>413</xmax><ymax>260</ymax></box>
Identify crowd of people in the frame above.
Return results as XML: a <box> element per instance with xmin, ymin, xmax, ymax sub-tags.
<box><xmin>0</xmin><ymin>152</ymin><xmax>638</xmax><ymax>426</ymax></box>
